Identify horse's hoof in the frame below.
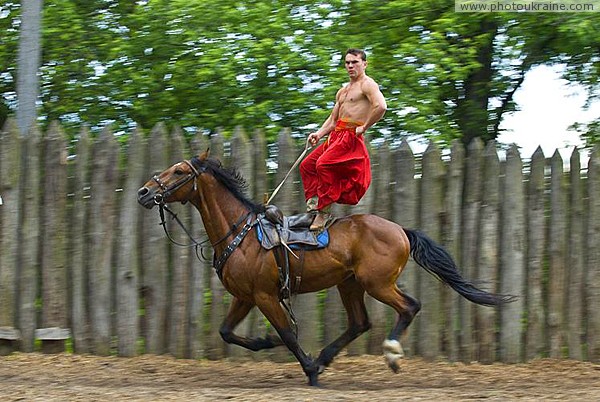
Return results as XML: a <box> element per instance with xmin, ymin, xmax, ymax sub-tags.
<box><xmin>382</xmin><ymin>339</ymin><xmax>404</xmax><ymax>373</ymax></box>
<box><xmin>307</xmin><ymin>374</ymin><xmax>321</xmax><ymax>387</ymax></box>
<box><xmin>305</xmin><ymin>363</ymin><xmax>321</xmax><ymax>386</ymax></box>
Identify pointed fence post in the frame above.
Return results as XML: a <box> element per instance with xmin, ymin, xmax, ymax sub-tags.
<box><xmin>417</xmin><ymin>141</ymin><xmax>445</xmax><ymax>359</ymax></box>
<box><xmin>38</xmin><ymin>121</ymin><xmax>70</xmax><ymax>353</ymax></box>
<box><xmin>19</xmin><ymin>125</ymin><xmax>42</xmax><ymax>352</ymax></box>
<box><xmin>88</xmin><ymin>126</ymin><xmax>119</xmax><ymax>355</ymax></box>
<box><xmin>115</xmin><ymin>128</ymin><xmax>144</xmax><ymax>357</ymax></box>
<box><xmin>586</xmin><ymin>145</ymin><xmax>600</xmax><ymax>362</ymax></box>
<box><xmin>366</xmin><ymin>141</ymin><xmax>392</xmax><ymax>354</ymax></box>
<box><xmin>445</xmin><ymin>139</ymin><xmax>466</xmax><ymax>362</ymax></box>
<box><xmin>548</xmin><ymin>150</ymin><xmax>567</xmax><ymax>358</ymax></box>
<box><xmin>225</xmin><ymin>126</ymin><xmax>256</xmax><ymax>359</ymax></box>
<box><xmin>166</xmin><ymin>126</ymin><xmax>191</xmax><ymax>358</ymax></box>
<box><xmin>0</xmin><ymin>119</ymin><xmax>22</xmax><ymax>354</ymax></box>
<box><xmin>567</xmin><ymin>148</ymin><xmax>584</xmax><ymax>360</ymax></box>
<box><xmin>499</xmin><ymin>145</ymin><xmax>526</xmax><ymax>363</ymax></box>
<box><xmin>391</xmin><ymin>140</ymin><xmax>419</xmax><ymax>356</ymax></box>
<box><xmin>188</xmin><ymin>130</ymin><xmax>211</xmax><ymax>359</ymax></box>
<box><xmin>141</xmin><ymin>123</ymin><xmax>170</xmax><ymax>355</ymax></box>
<box><xmin>71</xmin><ymin>127</ymin><xmax>92</xmax><ymax>353</ymax></box>
<box><xmin>524</xmin><ymin>147</ymin><xmax>546</xmax><ymax>360</ymax></box>
<box><xmin>206</xmin><ymin>131</ymin><xmax>228</xmax><ymax>359</ymax></box>
<box><xmin>477</xmin><ymin>140</ymin><xmax>501</xmax><ymax>363</ymax></box>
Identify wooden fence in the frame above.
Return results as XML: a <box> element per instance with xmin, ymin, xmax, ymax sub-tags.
<box><xmin>1</xmin><ymin>119</ymin><xmax>599</xmax><ymax>363</ymax></box>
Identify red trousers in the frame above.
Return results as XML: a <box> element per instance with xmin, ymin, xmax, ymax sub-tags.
<box><xmin>300</xmin><ymin>119</ymin><xmax>371</xmax><ymax>210</ymax></box>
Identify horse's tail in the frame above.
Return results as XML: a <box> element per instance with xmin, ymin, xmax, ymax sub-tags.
<box><xmin>403</xmin><ymin>228</ymin><xmax>515</xmax><ymax>306</ymax></box>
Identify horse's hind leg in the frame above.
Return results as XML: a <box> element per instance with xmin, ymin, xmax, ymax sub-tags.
<box><xmin>315</xmin><ymin>276</ymin><xmax>371</xmax><ymax>372</ymax></box>
<box><xmin>219</xmin><ymin>296</ymin><xmax>283</xmax><ymax>351</ymax></box>
<box><xmin>366</xmin><ymin>285</ymin><xmax>420</xmax><ymax>373</ymax></box>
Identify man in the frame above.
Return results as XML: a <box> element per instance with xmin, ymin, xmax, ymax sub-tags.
<box><xmin>300</xmin><ymin>48</ymin><xmax>387</xmax><ymax>231</ymax></box>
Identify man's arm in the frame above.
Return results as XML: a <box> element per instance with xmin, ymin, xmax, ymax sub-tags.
<box><xmin>307</xmin><ymin>89</ymin><xmax>342</xmax><ymax>146</ymax></box>
<box><xmin>356</xmin><ymin>80</ymin><xmax>387</xmax><ymax>136</ymax></box>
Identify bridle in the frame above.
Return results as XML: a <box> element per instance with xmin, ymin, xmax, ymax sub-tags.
<box><xmin>152</xmin><ymin>159</ymin><xmax>253</xmax><ymax>262</ymax></box>
<box><xmin>152</xmin><ymin>160</ymin><xmax>200</xmax><ymax>206</ymax></box>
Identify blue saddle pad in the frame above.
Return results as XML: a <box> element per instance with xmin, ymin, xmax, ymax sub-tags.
<box><xmin>256</xmin><ymin>225</ymin><xmax>329</xmax><ymax>250</ymax></box>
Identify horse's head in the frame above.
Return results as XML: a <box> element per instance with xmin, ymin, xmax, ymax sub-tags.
<box><xmin>137</xmin><ymin>150</ymin><xmax>209</xmax><ymax>209</ymax></box>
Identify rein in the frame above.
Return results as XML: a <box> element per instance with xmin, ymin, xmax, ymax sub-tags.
<box><xmin>158</xmin><ymin>203</ymin><xmax>250</xmax><ymax>249</ymax></box>
<box><xmin>153</xmin><ymin>159</ymin><xmax>254</xmax><ymax>263</ymax></box>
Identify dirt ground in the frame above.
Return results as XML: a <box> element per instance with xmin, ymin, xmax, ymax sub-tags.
<box><xmin>1</xmin><ymin>353</ymin><xmax>599</xmax><ymax>401</ymax></box>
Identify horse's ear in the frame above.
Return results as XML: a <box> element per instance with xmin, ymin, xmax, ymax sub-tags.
<box><xmin>198</xmin><ymin>148</ymin><xmax>210</xmax><ymax>161</ymax></box>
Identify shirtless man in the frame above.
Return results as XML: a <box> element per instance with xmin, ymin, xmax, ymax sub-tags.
<box><xmin>300</xmin><ymin>48</ymin><xmax>387</xmax><ymax>230</ymax></box>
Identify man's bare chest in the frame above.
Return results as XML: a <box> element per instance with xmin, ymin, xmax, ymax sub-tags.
<box><xmin>340</xmin><ymin>85</ymin><xmax>366</xmax><ymax>104</ymax></box>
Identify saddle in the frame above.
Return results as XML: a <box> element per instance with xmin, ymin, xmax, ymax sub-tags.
<box><xmin>256</xmin><ymin>205</ymin><xmax>332</xmax><ymax>302</ymax></box>
<box><xmin>256</xmin><ymin>205</ymin><xmax>330</xmax><ymax>250</ymax></box>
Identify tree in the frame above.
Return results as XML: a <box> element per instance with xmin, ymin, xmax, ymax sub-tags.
<box><xmin>16</xmin><ymin>0</ymin><xmax>43</xmax><ymax>135</ymax></box>
<box><xmin>1</xmin><ymin>0</ymin><xmax>599</xmax><ymax>146</ymax></box>
<box><xmin>337</xmin><ymin>1</ymin><xmax>600</xmax><ymax>146</ymax></box>
<box><xmin>0</xmin><ymin>2</ymin><xmax>21</xmax><ymax>129</ymax></box>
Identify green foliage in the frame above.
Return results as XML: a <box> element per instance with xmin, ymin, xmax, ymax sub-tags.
<box><xmin>1</xmin><ymin>0</ymin><xmax>599</xmax><ymax>145</ymax></box>
<box><xmin>0</xmin><ymin>2</ymin><xmax>20</xmax><ymax>126</ymax></box>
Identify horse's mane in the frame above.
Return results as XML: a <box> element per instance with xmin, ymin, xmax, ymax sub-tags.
<box><xmin>190</xmin><ymin>156</ymin><xmax>265</xmax><ymax>214</ymax></box>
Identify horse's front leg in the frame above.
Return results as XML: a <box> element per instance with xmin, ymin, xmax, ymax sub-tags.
<box><xmin>219</xmin><ymin>297</ymin><xmax>284</xmax><ymax>351</ymax></box>
<box><xmin>255</xmin><ymin>292</ymin><xmax>320</xmax><ymax>386</ymax></box>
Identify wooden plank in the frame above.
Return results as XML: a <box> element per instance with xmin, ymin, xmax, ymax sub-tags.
<box><xmin>0</xmin><ymin>119</ymin><xmax>21</xmax><ymax>354</ymax></box>
<box><xmin>115</xmin><ymin>128</ymin><xmax>143</xmax><ymax>357</ymax></box>
<box><xmin>586</xmin><ymin>145</ymin><xmax>600</xmax><ymax>362</ymax></box>
<box><xmin>141</xmin><ymin>123</ymin><xmax>170</xmax><ymax>354</ymax></box>
<box><xmin>548</xmin><ymin>150</ymin><xmax>567</xmax><ymax>358</ymax></box>
<box><xmin>499</xmin><ymin>145</ymin><xmax>526</xmax><ymax>363</ymax></box>
<box><xmin>445</xmin><ymin>139</ymin><xmax>466</xmax><ymax>362</ymax></box>
<box><xmin>525</xmin><ymin>147</ymin><xmax>546</xmax><ymax>360</ymax></box>
<box><xmin>0</xmin><ymin>327</ymin><xmax>21</xmax><ymax>341</ymax></box>
<box><xmin>35</xmin><ymin>327</ymin><xmax>71</xmax><ymax>340</ymax></box>
<box><xmin>567</xmin><ymin>148</ymin><xmax>584</xmax><ymax>360</ymax></box>
<box><xmin>391</xmin><ymin>140</ymin><xmax>418</xmax><ymax>356</ymax></box>
<box><xmin>417</xmin><ymin>141</ymin><xmax>445</xmax><ymax>359</ymax></box>
<box><xmin>0</xmin><ymin>324</ymin><xmax>20</xmax><ymax>355</ymax></box>
<box><xmin>476</xmin><ymin>141</ymin><xmax>501</xmax><ymax>363</ymax></box>
<box><xmin>88</xmin><ymin>126</ymin><xmax>119</xmax><ymax>355</ymax></box>
<box><xmin>70</xmin><ymin>126</ymin><xmax>91</xmax><ymax>353</ymax></box>
<box><xmin>18</xmin><ymin>127</ymin><xmax>41</xmax><ymax>352</ymax></box>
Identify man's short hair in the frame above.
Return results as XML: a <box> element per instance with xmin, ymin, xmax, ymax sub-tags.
<box><xmin>345</xmin><ymin>48</ymin><xmax>367</xmax><ymax>61</ymax></box>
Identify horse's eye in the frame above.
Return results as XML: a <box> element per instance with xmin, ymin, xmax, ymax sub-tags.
<box><xmin>174</xmin><ymin>168</ymin><xmax>184</xmax><ymax>175</ymax></box>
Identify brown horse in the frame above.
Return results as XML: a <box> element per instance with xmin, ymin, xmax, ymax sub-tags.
<box><xmin>137</xmin><ymin>151</ymin><xmax>513</xmax><ymax>386</ymax></box>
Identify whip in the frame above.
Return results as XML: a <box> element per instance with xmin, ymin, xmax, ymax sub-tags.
<box><xmin>266</xmin><ymin>137</ymin><xmax>313</xmax><ymax>205</ymax></box>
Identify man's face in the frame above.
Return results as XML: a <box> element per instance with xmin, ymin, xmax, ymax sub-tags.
<box><xmin>344</xmin><ymin>53</ymin><xmax>367</xmax><ymax>78</ymax></box>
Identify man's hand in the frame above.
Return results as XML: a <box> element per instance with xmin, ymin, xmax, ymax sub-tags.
<box><xmin>308</xmin><ymin>132</ymin><xmax>320</xmax><ymax>146</ymax></box>
<box><xmin>355</xmin><ymin>126</ymin><xmax>366</xmax><ymax>136</ymax></box>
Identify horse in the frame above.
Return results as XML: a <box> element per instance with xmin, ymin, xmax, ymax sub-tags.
<box><xmin>137</xmin><ymin>150</ymin><xmax>514</xmax><ymax>386</ymax></box>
